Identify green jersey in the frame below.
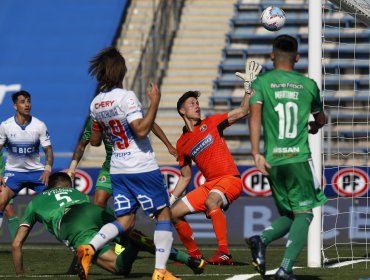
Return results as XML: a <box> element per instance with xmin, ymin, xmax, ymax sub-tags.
<box><xmin>83</xmin><ymin>117</ymin><xmax>112</xmax><ymax>170</ymax></box>
<box><xmin>20</xmin><ymin>188</ymin><xmax>90</xmax><ymax>240</ymax></box>
<box><xmin>0</xmin><ymin>151</ymin><xmax>4</xmax><ymax>176</ymax></box>
<box><xmin>250</xmin><ymin>69</ymin><xmax>323</xmax><ymax>166</ymax></box>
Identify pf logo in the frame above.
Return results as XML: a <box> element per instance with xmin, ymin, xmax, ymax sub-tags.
<box><xmin>332</xmin><ymin>168</ymin><xmax>369</xmax><ymax>197</ymax></box>
<box><xmin>241</xmin><ymin>167</ymin><xmax>271</xmax><ymax>196</ymax></box>
<box><xmin>62</xmin><ymin>169</ymin><xmax>93</xmax><ymax>194</ymax></box>
<box><xmin>193</xmin><ymin>171</ymin><xmax>205</xmax><ymax>188</ymax></box>
<box><xmin>160</xmin><ymin>167</ymin><xmax>180</xmax><ymax>193</ymax></box>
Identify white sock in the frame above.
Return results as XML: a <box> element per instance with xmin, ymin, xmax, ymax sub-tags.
<box><xmin>0</xmin><ymin>213</ymin><xmax>3</xmax><ymax>229</ymax></box>
<box><xmin>154</xmin><ymin>221</ymin><xmax>173</xmax><ymax>269</ymax></box>
<box><xmin>89</xmin><ymin>222</ymin><xmax>122</xmax><ymax>251</ymax></box>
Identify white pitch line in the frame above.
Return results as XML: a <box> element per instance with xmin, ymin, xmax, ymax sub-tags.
<box><xmin>324</xmin><ymin>259</ymin><xmax>370</xmax><ymax>268</ymax></box>
<box><xmin>225</xmin><ymin>267</ymin><xmax>303</xmax><ymax>280</ymax></box>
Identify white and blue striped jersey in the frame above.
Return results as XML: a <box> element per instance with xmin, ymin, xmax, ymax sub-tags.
<box><xmin>0</xmin><ymin>116</ymin><xmax>51</xmax><ymax>172</ymax></box>
<box><xmin>90</xmin><ymin>88</ymin><xmax>158</xmax><ymax>174</ymax></box>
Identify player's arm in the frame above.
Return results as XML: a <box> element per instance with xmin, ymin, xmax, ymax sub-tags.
<box><xmin>249</xmin><ymin>103</ymin><xmax>271</xmax><ymax>175</ymax></box>
<box><xmin>0</xmin><ymin>143</ymin><xmax>5</xmax><ymax>186</ymax></box>
<box><xmin>129</xmin><ymin>83</ymin><xmax>161</xmax><ymax>139</ymax></box>
<box><xmin>68</xmin><ymin>138</ymin><xmax>89</xmax><ymax>178</ymax></box>
<box><xmin>309</xmin><ymin>111</ymin><xmax>326</xmax><ymax>134</ymax></box>
<box><xmin>227</xmin><ymin>92</ymin><xmax>250</xmax><ymax>124</ymax></box>
<box><xmin>170</xmin><ymin>164</ymin><xmax>192</xmax><ymax>205</ymax></box>
<box><xmin>152</xmin><ymin>122</ymin><xmax>177</xmax><ymax>160</ymax></box>
<box><xmin>12</xmin><ymin>226</ymin><xmax>31</xmax><ymax>275</ymax></box>
<box><xmin>40</xmin><ymin>145</ymin><xmax>53</xmax><ymax>186</ymax></box>
<box><xmin>90</xmin><ymin>120</ymin><xmax>103</xmax><ymax>146</ymax></box>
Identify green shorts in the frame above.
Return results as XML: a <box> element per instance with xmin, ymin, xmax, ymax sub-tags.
<box><xmin>95</xmin><ymin>167</ymin><xmax>112</xmax><ymax>195</ymax></box>
<box><xmin>59</xmin><ymin>203</ymin><xmax>115</xmax><ymax>256</ymax></box>
<box><xmin>267</xmin><ymin>160</ymin><xmax>328</xmax><ymax>214</ymax></box>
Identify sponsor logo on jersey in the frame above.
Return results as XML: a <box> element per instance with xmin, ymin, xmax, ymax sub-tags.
<box><xmin>160</xmin><ymin>166</ymin><xmax>180</xmax><ymax>193</ymax></box>
<box><xmin>190</xmin><ymin>134</ymin><xmax>213</xmax><ymax>159</ymax></box>
<box><xmin>332</xmin><ymin>167</ymin><xmax>369</xmax><ymax>197</ymax></box>
<box><xmin>241</xmin><ymin>167</ymin><xmax>271</xmax><ymax>196</ymax></box>
<box><xmin>272</xmin><ymin>146</ymin><xmax>300</xmax><ymax>153</ymax></box>
<box><xmin>94</xmin><ymin>100</ymin><xmax>115</xmax><ymax>109</ymax></box>
<box><xmin>9</xmin><ymin>144</ymin><xmax>38</xmax><ymax>155</ymax></box>
<box><xmin>200</xmin><ymin>124</ymin><xmax>207</xmax><ymax>132</ymax></box>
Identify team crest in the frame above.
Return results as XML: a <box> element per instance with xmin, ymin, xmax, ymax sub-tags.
<box><xmin>200</xmin><ymin>124</ymin><xmax>207</xmax><ymax>132</ymax></box>
<box><xmin>98</xmin><ymin>176</ymin><xmax>107</xmax><ymax>182</ymax></box>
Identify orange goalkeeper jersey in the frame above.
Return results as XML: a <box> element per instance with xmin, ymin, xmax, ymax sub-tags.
<box><xmin>176</xmin><ymin>113</ymin><xmax>240</xmax><ymax>181</ymax></box>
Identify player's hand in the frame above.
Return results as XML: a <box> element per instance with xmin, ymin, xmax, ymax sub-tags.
<box><xmin>253</xmin><ymin>154</ymin><xmax>271</xmax><ymax>175</ymax></box>
<box><xmin>169</xmin><ymin>193</ymin><xmax>178</xmax><ymax>206</ymax></box>
<box><xmin>235</xmin><ymin>60</ymin><xmax>262</xmax><ymax>94</ymax></box>
<box><xmin>39</xmin><ymin>170</ymin><xmax>51</xmax><ymax>186</ymax></box>
<box><xmin>167</xmin><ymin>145</ymin><xmax>178</xmax><ymax>161</ymax></box>
<box><xmin>67</xmin><ymin>169</ymin><xmax>75</xmax><ymax>180</ymax></box>
<box><xmin>0</xmin><ymin>175</ymin><xmax>5</xmax><ymax>187</ymax></box>
<box><xmin>147</xmin><ymin>83</ymin><xmax>161</xmax><ymax>105</ymax></box>
<box><xmin>308</xmin><ymin>121</ymin><xmax>319</xmax><ymax>134</ymax></box>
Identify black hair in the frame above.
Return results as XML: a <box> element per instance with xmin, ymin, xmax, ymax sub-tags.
<box><xmin>48</xmin><ymin>172</ymin><xmax>73</xmax><ymax>189</ymax></box>
<box><xmin>176</xmin><ymin>91</ymin><xmax>200</xmax><ymax>115</ymax></box>
<box><xmin>273</xmin><ymin>35</ymin><xmax>298</xmax><ymax>53</ymax></box>
<box><xmin>89</xmin><ymin>47</ymin><xmax>127</xmax><ymax>92</ymax></box>
<box><xmin>12</xmin><ymin>90</ymin><xmax>31</xmax><ymax>104</ymax></box>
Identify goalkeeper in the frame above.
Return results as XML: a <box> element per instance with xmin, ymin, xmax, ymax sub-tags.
<box><xmin>247</xmin><ymin>34</ymin><xmax>327</xmax><ymax>280</ymax></box>
<box><xmin>170</xmin><ymin>60</ymin><xmax>261</xmax><ymax>265</ymax></box>
<box><xmin>11</xmin><ymin>172</ymin><xmax>206</xmax><ymax>277</ymax></box>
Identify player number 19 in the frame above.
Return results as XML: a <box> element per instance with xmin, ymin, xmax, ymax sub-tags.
<box><xmin>274</xmin><ymin>102</ymin><xmax>298</xmax><ymax>139</ymax></box>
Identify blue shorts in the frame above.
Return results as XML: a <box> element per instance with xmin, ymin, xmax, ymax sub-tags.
<box><xmin>4</xmin><ymin>170</ymin><xmax>46</xmax><ymax>194</ymax></box>
<box><xmin>111</xmin><ymin>169</ymin><xmax>170</xmax><ymax>218</ymax></box>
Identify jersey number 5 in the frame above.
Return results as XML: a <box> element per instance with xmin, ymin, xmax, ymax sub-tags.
<box><xmin>55</xmin><ymin>192</ymin><xmax>72</xmax><ymax>207</ymax></box>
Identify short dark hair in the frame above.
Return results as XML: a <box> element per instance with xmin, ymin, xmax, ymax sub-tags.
<box><xmin>89</xmin><ymin>47</ymin><xmax>127</xmax><ymax>92</ymax></box>
<box><xmin>48</xmin><ymin>172</ymin><xmax>73</xmax><ymax>189</ymax></box>
<box><xmin>273</xmin><ymin>35</ymin><xmax>298</xmax><ymax>53</ymax></box>
<box><xmin>176</xmin><ymin>91</ymin><xmax>200</xmax><ymax>115</ymax></box>
<box><xmin>12</xmin><ymin>90</ymin><xmax>31</xmax><ymax>104</ymax></box>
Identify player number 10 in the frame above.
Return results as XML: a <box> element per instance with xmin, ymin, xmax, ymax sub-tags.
<box><xmin>274</xmin><ymin>102</ymin><xmax>298</xmax><ymax>139</ymax></box>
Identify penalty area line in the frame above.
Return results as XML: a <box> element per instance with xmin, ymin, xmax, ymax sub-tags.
<box><xmin>324</xmin><ymin>259</ymin><xmax>370</xmax><ymax>268</ymax></box>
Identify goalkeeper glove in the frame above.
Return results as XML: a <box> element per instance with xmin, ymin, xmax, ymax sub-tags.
<box><xmin>235</xmin><ymin>60</ymin><xmax>262</xmax><ymax>94</ymax></box>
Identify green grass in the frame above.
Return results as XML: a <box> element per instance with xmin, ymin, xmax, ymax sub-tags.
<box><xmin>1</xmin><ymin>244</ymin><xmax>370</xmax><ymax>279</ymax></box>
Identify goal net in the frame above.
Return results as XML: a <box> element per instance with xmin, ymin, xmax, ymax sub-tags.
<box><xmin>321</xmin><ymin>0</ymin><xmax>370</xmax><ymax>267</ymax></box>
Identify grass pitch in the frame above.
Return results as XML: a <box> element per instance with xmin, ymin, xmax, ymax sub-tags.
<box><xmin>1</xmin><ymin>244</ymin><xmax>370</xmax><ymax>279</ymax></box>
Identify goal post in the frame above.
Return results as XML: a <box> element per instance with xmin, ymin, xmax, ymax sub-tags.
<box><xmin>307</xmin><ymin>0</ymin><xmax>323</xmax><ymax>268</ymax></box>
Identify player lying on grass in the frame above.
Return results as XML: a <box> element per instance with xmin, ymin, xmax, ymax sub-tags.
<box><xmin>11</xmin><ymin>172</ymin><xmax>206</xmax><ymax>277</ymax></box>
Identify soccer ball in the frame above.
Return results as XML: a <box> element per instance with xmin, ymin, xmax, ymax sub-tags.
<box><xmin>261</xmin><ymin>6</ymin><xmax>286</xmax><ymax>31</ymax></box>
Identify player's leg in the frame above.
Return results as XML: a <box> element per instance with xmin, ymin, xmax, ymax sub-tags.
<box><xmin>93</xmin><ymin>167</ymin><xmax>112</xmax><ymax>208</ymax></box>
<box><xmin>0</xmin><ymin>184</ymin><xmax>16</xmax><ymax>229</ymax></box>
<box><xmin>4</xmin><ymin>199</ymin><xmax>20</xmax><ymax>239</ymax></box>
<box><xmin>205</xmin><ymin>176</ymin><xmax>242</xmax><ymax>265</ymax></box>
<box><xmin>275</xmin><ymin>161</ymin><xmax>326</xmax><ymax>279</ymax></box>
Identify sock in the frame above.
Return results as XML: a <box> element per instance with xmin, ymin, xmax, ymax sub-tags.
<box><xmin>281</xmin><ymin>213</ymin><xmax>313</xmax><ymax>272</ymax></box>
<box><xmin>169</xmin><ymin>247</ymin><xmax>190</xmax><ymax>264</ymax></box>
<box><xmin>208</xmin><ymin>208</ymin><xmax>229</xmax><ymax>254</ymax></box>
<box><xmin>174</xmin><ymin>220</ymin><xmax>201</xmax><ymax>257</ymax></box>
<box><xmin>89</xmin><ymin>221</ymin><xmax>124</xmax><ymax>251</ymax></box>
<box><xmin>8</xmin><ymin>216</ymin><xmax>20</xmax><ymax>240</ymax></box>
<box><xmin>0</xmin><ymin>212</ymin><xmax>3</xmax><ymax>229</ymax></box>
<box><xmin>115</xmin><ymin>241</ymin><xmax>139</xmax><ymax>275</ymax></box>
<box><xmin>261</xmin><ymin>215</ymin><xmax>293</xmax><ymax>246</ymax></box>
<box><xmin>154</xmin><ymin>221</ymin><xmax>173</xmax><ymax>269</ymax></box>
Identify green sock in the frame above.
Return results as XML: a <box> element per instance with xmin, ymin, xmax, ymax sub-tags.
<box><xmin>8</xmin><ymin>216</ymin><xmax>20</xmax><ymax>240</ymax></box>
<box><xmin>281</xmin><ymin>213</ymin><xmax>313</xmax><ymax>272</ymax></box>
<box><xmin>115</xmin><ymin>242</ymin><xmax>139</xmax><ymax>275</ymax></box>
<box><xmin>261</xmin><ymin>215</ymin><xmax>293</xmax><ymax>246</ymax></box>
<box><xmin>169</xmin><ymin>247</ymin><xmax>190</xmax><ymax>264</ymax></box>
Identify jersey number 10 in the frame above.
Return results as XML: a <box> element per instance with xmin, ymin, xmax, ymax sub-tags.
<box><xmin>274</xmin><ymin>102</ymin><xmax>298</xmax><ymax>139</ymax></box>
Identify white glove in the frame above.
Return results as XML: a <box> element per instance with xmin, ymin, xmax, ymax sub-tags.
<box><xmin>235</xmin><ymin>60</ymin><xmax>262</xmax><ymax>94</ymax></box>
<box><xmin>169</xmin><ymin>194</ymin><xmax>178</xmax><ymax>206</ymax></box>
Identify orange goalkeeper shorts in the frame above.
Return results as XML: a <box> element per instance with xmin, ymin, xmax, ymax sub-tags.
<box><xmin>185</xmin><ymin>175</ymin><xmax>242</xmax><ymax>213</ymax></box>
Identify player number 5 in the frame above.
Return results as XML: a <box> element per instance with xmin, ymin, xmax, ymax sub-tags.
<box><xmin>55</xmin><ymin>192</ymin><xmax>72</xmax><ymax>206</ymax></box>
